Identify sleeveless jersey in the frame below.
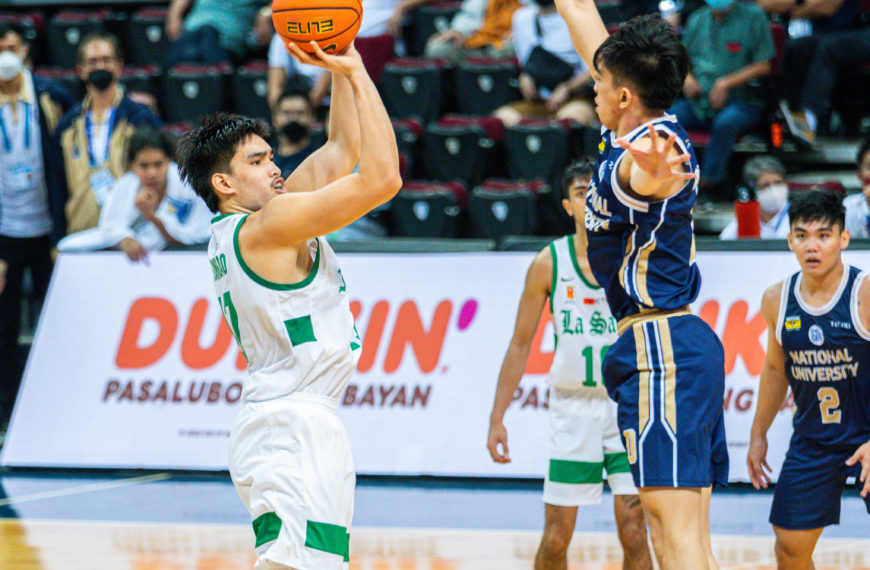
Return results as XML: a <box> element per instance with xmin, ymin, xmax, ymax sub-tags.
<box><xmin>208</xmin><ymin>214</ymin><xmax>361</xmax><ymax>403</ymax></box>
<box><xmin>546</xmin><ymin>236</ymin><xmax>617</xmax><ymax>397</ymax></box>
<box><xmin>584</xmin><ymin>116</ymin><xmax>702</xmax><ymax>322</ymax></box>
<box><xmin>777</xmin><ymin>265</ymin><xmax>870</xmax><ymax>447</ymax></box>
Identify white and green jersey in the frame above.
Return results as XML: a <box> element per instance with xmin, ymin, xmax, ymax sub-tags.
<box><xmin>547</xmin><ymin>235</ymin><xmax>617</xmax><ymax>397</ymax></box>
<box><xmin>208</xmin><ymin>214</ymin><xmax>361</xmax><ymax>403</ymax></box>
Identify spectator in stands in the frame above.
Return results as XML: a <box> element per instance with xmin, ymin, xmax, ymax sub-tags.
<box><xmin>491</xmin><ymin>0</ymin><xmax>595</xmax><ymax>128</ymax></box>
<box><xmin>671</xmin><ymin>0</ymin><xmax>774</xmax><ymax>198</ymax></box>
<box><xmin>423</xmin><ymin>0</ymin><xmax>521</xmax><ymax>64</ymax></box>
<box><xmin>55</xmin><ymin>33</ymin><xmax>161</xmax><ymax>236</ymax></box>
<box><xmin>267</xmin><ymin>34</ymin><xmax>329</xmax><ymax>111</ymax></box>
<box><xmin>719</xmin><ymin>154</ymin><xmax>790</xmax><ymax>239</ymax></box>
<box><xmin>0</xmin><ymin>21</ymin><xmax>72</xmax><ymax>424</ymax></box>
<box><xmin>843</xmin><ymin>137</ymin><xmax>870</xmax><ymax>237</ymax></box>
<box><xmin>272</xmin><ymin>86</ymin><xmax>320</xmax><ymax>177</ymax></box>
<box><xmin>57</xmin><ymin>128</ymin><xmax>211</xmax><ymax>262</ymax></box>
<box><xmin>127</xmin><ymin>90</ymin><xmax>160</xmax><ymax>119</ymax></box>
<box><xmin>759</xmin><ymin>0</ymin><xmax>869</xmax><ymax>145</ymax></box>
<box><xmin>164</xmin><ymin>0</ymin><xmax>263</xmax><ymax>67</ymax></box>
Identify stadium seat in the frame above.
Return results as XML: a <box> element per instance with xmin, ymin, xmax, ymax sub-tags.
<box><xmin>407</xmin><ymin>2</ymin><xmax>461</xmax><ymax>56</ymax></box>
<box><xmin>389</xmin><ymin>180</ymin><xmax>467</xmax><ymax>237</ymax></box>
<box><xmin>595</xmin><ymin>0</ymin><xmax>622</xmax><ymax>26</ymax></box>
<box><xmin>423</xmin><ymin>118</ymin><xmax>496</xmax><ymax>187</ymax></box>
<box><xmin>392</xmin><ymin>118</ymin><xmax>424</xmax><ymax>178</ymax></box>
<box><xmin>33</xmin><ymin>67</ymin><xmax>82</xmax><ymax>102</ymax></box>
<box><xmin>355</xmin><ymin>34</ymin><xmax>396</xmax><ymax>84</ymax></box>
<box><xmin>468</xmin><ymin>179</ymin><xmax>540</xmax><ymax>240</ymax></box>
<box><xmin>454</xmin><ymin>58</ymin><xmax>519</xmax><ymax>116</ymax></box>
<box><xmin>47</xmin><ymin>10</ymin><xmax>108</xmax><ymax>68</ymax></box>
<box><xmin>161</xmin><ymin>63</ymin><xmax>230</xmax><ymax>124</ymax></box>
<box><xmin>380</xmin><ymin>58</ymin><xmax>444</xmax><ymax>123</ymax></box>
<box><xmin>503</xmin><ymin>120</ymin><xmax>569</xmax><ymax>191</ymax></box>
<box><xmin>232</xmin><ymin>61</ymin><xmax>270</xmax><ymax>122</ymax></box>
<box><xmin>120</xmin><ymin>65</ymin><xmax>160</xmax><ymax>99</ymax></box>
<box><xmin>124</xmin><ymin>7</ymin><xmax>170</xmax><ymax>67</ymax></box>
<box><xmin>162</xmin><ymin>122</ymin><xmax>195</xmax><ymax>144</ymax></box>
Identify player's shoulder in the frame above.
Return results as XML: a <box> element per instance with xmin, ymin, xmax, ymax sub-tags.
<box><xmin>761</xmin><ymin>279</ymin><xmax>786</xmax><ymax>319</ymax></box>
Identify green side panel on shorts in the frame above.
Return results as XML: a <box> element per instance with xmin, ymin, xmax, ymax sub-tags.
<box><xmin>549</xmin><ymin>459</ymin><xmax>604</xmax><ymax>484</ymax></box>
<box><xmin>252</xmin><ymin>512</ymin><xmax>282</xmax><ymax>548</ymax></box>
<box><xmin>305</xmin><ymin>520</ymin><xmax>350</xmax><ymax>562</ymax></box>
<box><xmin>285</xmin><ymin>315</ymin><xmax>316</xmax><ymax>346</ymax></box>
<box><xmin>604</xmin><ymin>451</ymin><xmax>632</xmax><ymax>474</ymax></box>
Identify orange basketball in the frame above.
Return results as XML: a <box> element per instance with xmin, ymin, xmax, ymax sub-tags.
<box><xmin>272</xmin><ymin>0</ymin><xmax>363</xmax><ymax>55</ymax></box>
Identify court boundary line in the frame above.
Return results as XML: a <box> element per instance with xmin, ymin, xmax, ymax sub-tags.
<box><xmin>0</xmin><ymin>472</ymin><xmax>171</xmax><ymax>506</ymax></box>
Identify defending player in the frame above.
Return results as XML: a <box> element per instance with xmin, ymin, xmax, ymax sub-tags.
<box><xmin>747</xmin><ymin>190</ymin><xmax>870</xmax><ymax>569</ymax></box>
<box><xmin>487</xmin><ymin>159</ymin><xmax>652</xmax><ymax>570</ymax></box>
<box><xmin>551</xmin><ymin>2</ymin><xmax>728</xmax><ymax>568</ymax></box>
<box><xmin>176</xmin><ymin>42</ymin><xmax>401</xmax><ymax>569</ymax></box>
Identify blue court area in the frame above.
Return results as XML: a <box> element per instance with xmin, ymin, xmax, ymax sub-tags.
<box><xmin>0</xmin><ymin>469</ymin><xmax>867</xmax><ymax>538</ymax></box>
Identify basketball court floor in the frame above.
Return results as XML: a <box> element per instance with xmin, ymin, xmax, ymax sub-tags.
<box><xmin>0</xmin><ymin>469</ymin><xmax>867</xmax><ymax>569</ymax></box>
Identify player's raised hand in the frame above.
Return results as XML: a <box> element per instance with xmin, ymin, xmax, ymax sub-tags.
<box><xmin>285</xmin><ymin>41</ymin><xmax>364</xmax><ymax>77</ymax></box>
<box><xmin>487</xmin><ymin>422</ymin><xmax>511</xmax><ymax>463</ymax></box>
<box><xmin>845</xmin><ymin>439</ymin><xmax>870</xmax><ymax>498</ymax></box>
<box><xmin>616</xmin><ymin>125</ymin><xmax>696</xmax><ymax>184</ymax></box>
<box><xmin>746</xmin><ymin>434</ymin><xmax>772</xmax><ymax>490</ymax></box>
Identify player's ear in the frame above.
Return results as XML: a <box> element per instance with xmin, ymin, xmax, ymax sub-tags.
<box><xmin>619</xmin><ymin>86</ymin><xmax>631</xmax><ymax>110</ymax></box>
<box><xmin>840</xmin><ymin>227</ymin><xmax>850</xmax><ymax>250</ymax></box>
<box><xmin>787</xmin><ymin>231</ymin><xmax>795</xmax><ymax>251</ymax></box>
<box><xmin>211</xmin><ymin>172</ymin><xmax>235</xmax><ymax>200</ymax></box>
<box><xmin>562</xmin><ymin>198</ymin><xmax>572</xmax><ymax>217</ymax></box>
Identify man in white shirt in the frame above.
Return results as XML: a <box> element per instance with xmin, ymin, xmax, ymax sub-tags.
<box><xmin>720</xmin><ymin>155</ymin><xmax>791</xmax><ymax>240</ymax></box>
<box><xmin>58</xmin><ymin>128</ymin><xmax>211</xmax><ymax>262</ymax></box>
<box><xmin>843</xmin><ymin>137</ymin><xmax>870</xmax><ymax>238</ymax></box>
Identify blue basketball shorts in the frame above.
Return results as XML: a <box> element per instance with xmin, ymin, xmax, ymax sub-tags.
<box><xmin>604</xmin><ymin>311</ymin><xmax>729</xmax><ymax>488</ymax></box>
<box><xmin>770</xmin><ymin>433</ymin><xmax>870</xmax><ymax>530</ymax></box>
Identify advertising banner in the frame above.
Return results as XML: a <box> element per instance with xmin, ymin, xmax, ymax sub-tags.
<box><xmin>4</xmin><ymin>249</ymin><xmax>868</xmax><ymax>481</ymax></box>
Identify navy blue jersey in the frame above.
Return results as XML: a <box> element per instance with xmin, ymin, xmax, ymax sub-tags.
<box><xmin>778</xmin><ymin>266</ymin><xmax>870</xmax><ymax>448</ymax></box>
<box><xmin>584</xmin><ymin>116</ymin><xmax>701</xmax><ymax>321</ymax></box>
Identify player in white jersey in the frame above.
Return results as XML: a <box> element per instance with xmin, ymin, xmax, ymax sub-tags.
<box><xmin>487</xmin><ymin>159</ymin><xmax>652</xmax><ymax>570</ymax></box>
<box><xmin>176</xmin><ymin>42</ymin><xmax>401</xmax><ymax>570</ymax></box>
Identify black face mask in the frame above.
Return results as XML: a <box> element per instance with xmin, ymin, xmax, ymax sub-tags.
<box><xmin>281</xmin><ymin>121</ymin><xmax>308</xmax><ymax>143</ymax></box>
<box><xmin>86</xmin><ymin>69</ymin><xmax>115</xmax><ymax>91</ymax></box>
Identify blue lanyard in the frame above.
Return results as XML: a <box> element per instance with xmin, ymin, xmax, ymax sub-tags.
<box><xmin>85</xmin><ymin>107</ymin><xmax>117</xmax><ymax>168</ymax></box>
<box><xmin>0</xmin><ymin>101</ymin><xmax>32</xmax><ymax>154</ymax></box>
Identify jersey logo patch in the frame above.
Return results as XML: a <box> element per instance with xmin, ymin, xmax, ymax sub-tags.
<box><xmin>808</xmin><ymin>324</ymin><xmax>825</xmax><ymax>346</ymax></box>
<box><xmin>566</xmin><ymin>286</ymin><xmax>574</xmax><ymax>300</ymax></box>
<box><xmin>785</xmin><ymin>316</ymin><xmax>801</xmax><ymax>331</ymax></box>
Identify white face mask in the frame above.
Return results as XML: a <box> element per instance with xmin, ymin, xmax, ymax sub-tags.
<box><xmin>0</xmin><ymin>51</ymin><xmax>23</xmax><ymax>82</ymax></box>
<box><xmin>757</xmin><ymin>183</ymin><xmax>788</xmax><ymax>215</ymax></box>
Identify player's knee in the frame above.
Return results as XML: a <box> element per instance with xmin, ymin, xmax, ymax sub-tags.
<box><xmin>540</xmin><ymin>525</ymin><xmax>572</xmax><ymax>556</ymax></box>
<box><xmin>774</xmin><ymin>536</ymin><xmax>808</xmax><ymax>565</ymax></box>
<box><xmin>618</xmin><ymin>513</ymin><xmax>648</xmax><ymax>555</ymax></box>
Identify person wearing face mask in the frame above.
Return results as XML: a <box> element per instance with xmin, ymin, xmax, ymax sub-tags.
<box><xmin>271</xmin><ymin>87</ymin><xmax>320</xmax><ymax>177</ymax></box>
<box><xmin>720</xmin><ymin>155</ymin><xmax>790</xmax><ymax>239</ymax></box>
<box><xmin>842</xmin><ymin>137</ymin><xmax>870</xmax><ymax>238</ymax></box>
<box><xmin>53</xmin><ymin>33</ymin><xmax>161</xmax><ymax>238</ymax></box>
<box><xmin>669</xmin><ymin>0</ymin><xmax>775</xmax><ymax>199</ymax></box>
<box><xmin>0</xmin><ymin>21</ymin><xmax>72</xmax><ymax>427</ymax></box>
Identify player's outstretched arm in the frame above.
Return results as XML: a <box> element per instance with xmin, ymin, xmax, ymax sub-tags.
<box><xmin>616</xmin><ymin>125</ymin><xmax>696</xmax><ymax>200</ymax></box>
<box><xmin>252</xmin><ymin>42</ymin><xmax>402</xmax><ymax>246</ymax></box>
<box><xmin>553</xmin><ymin>0</ymin><xmax>609</xmax><ymax>72</ymax></box>
<box><xmin>285</xmin><ymin>46</ymin><xmax>361</xmax><ymax>191</ymax></box>
<box><xmin>747</xmin><ymin>282</ymin><xmax>789</xmax><ymax>490</ymax></box>
<box><xmin>487</xmin><ymin>249</ymin><xmax>551</xmax><ymax>464</ymax></box>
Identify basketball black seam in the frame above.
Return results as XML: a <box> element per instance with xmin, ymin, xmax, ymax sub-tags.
<box><xmin>273</xmin><ymin>7</ymin><xmax>361</xmax><ymax>44</ymax></box>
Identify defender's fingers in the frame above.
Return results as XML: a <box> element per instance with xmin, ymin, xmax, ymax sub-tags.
<box><xmin>667</xmin><ymin>152</ymin><xmax>692</xmax><ymax>165</ymax></box>
<box><xmin>671</xmin><ymin>169</ymin><xmax>697</xmax><ymax>180</ymax></box>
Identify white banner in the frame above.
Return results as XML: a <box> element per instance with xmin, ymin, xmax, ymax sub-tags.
<box><xmin>5</xmin><ymin>249</ymin><xmax>869</xmax><ymax>481</ymax></box>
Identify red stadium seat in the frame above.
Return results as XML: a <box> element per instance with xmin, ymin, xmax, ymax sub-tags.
<box><xmin>389</xmin><ymin>180</ymin><xmax>467</xmax><ymax>237</ymax></box>
<box><xmin>454</xmin><ymin>57</ymin><xmax>519</xmax><ymax>116</ymax></box>
<box><xmin>124</xmin><ymin>7</ymin><xmax>170</xmax><ymax>67</ymax></box>
<box><xmin>381</xmin><ymin>58</ymin><xmax>445</xmax><ymax>123</ymax></box>
<box><xmin>232</xmin><ymin>61</ymin><xmax>270</xmax><ymax>122</ymax></box>
<box><xmin>161</xmin><ymin>63</ymin><xmax>230</xmax><ymax>124</ymax></box>
<box><xmin>47</xmin><ymin>10</ymin><xmax>109</xmax><ymax>68</ymax></box>
<box><xmin>468</xmin><ymin>178</ymin><xmax>542</xmax><ymax>239</ymax></box>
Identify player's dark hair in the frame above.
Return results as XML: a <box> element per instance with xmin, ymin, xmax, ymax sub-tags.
<box><xmin>857</xmin><ymin>136</ymin><xmax>870</xmax><ymax>167</ymax></box>
<box><xmin>788</xmin><ymin>189</ymin><xmax>846</xmax><ymax>232</ymax></box>
<box><xmin>177</xmin><ymin>113</ymin><xmax>271</xmax><ymax>213</ymax></box>
<box><xmin>128</xmin><ymin>127</ymin><xmax>175</xmax><ymax>163</ymax></box>
<box><xmin>593</xmin><ymin>14</ymin><xmax>688</xmax><ymax>111</ymax></box>
<box><xmin>561</xmin><ymin>156</ymin><xmax>596</xmax><ymax>198</ymax></box>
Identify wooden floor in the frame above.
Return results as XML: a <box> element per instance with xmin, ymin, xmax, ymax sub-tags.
<box><xmin>1</xmin><ymin>520</ymin><xmax>869</xmax><ymax>570</ymax></box>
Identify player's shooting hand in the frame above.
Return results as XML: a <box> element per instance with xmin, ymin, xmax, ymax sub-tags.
<box><xmin>845</xmin><ymin>439</ymin><xmax>870</xmax><ymax>498</ymax></box>
<box><xmin>616</xmin><ymin>125</ymin><xmax>696</xmax><ymax>184</ymax></box>
<box><xmin>746</xmin><ymin>434</ymin><xmax>772</xmax><ymax>490</ymax></box>
<box><xmin>286</xmin><ymin>41</ymin><xmax>364</xmax><ymax>78</ymax></box>
<box><xmin>487</xmin><ymin>422</ymin><xmax>511</xmax><ymax>463</ymax></box>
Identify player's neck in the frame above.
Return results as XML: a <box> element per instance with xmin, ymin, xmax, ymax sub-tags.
<box><xmin>571</xmin><ymin>231</ymin><xmax>598</xmax><ymax>285</ymax></box>
<box><xmin>615</xmin><ymin>107</ymin><xmax>665</xmax><ymax>139</ymax></box>
<box><xmin>800</xmin><ymin>260</ymin><xmax>845</xmax><ymax>305</ymax></box>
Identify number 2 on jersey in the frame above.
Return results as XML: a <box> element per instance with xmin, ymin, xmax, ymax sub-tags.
<box><xmin>581</xmin><ymin>345</ymin><xmax>610</xmax><ymax>387</ymax></box>
<box><xmin>817</xmin><ymin>387</ymin><xmax>841</xmax><ymax>424</ymax></box>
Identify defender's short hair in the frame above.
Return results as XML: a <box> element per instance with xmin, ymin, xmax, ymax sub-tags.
<box><xmin>788</xmin><ymin>189</ymin><xmax>846</xmax><ymax>232</ymax></box>
<box><xmin>561</xmin><ymin>157</ymin><xmax>597</xmax><ymax>198</ymax></box>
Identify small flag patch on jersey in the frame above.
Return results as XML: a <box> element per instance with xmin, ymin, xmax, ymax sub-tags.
<box><xmin>566</xmin><ymin>286</ymin><xmax>574</xmax><ymax>299</ymax></box>
<box><xmin>583</xmin><ymin>298</ymin><xmax>595</xmax><ymax>305</ymax></box>
<box><xmin>785</xmin><ymin>316</ymin><xmax>801</xmax><ymax>331</ymax></box>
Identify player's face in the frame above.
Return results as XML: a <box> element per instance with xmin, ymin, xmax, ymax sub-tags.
<box><xmin>593</xmin><ymin>66</ymin><xmax>625</xmax><ymax>131</ymax></box>
<box><xmin>788</xmin><ymin>219</ymin><xmax>850</xmax><ymax>277</ymax></box>
<box><xmin>561</xmin><ymin>175</ymin><xmax>591</xmax><ymax>221</ymax></box>
<box><xmin>130</xmin><ymin>148</ymin><xmax>170</xmax><ymax>194</ymax></box>
<box><xmin>225</xmin><ymin>135</ymin><xmax>284</xmax><ymax>210</ymax></box>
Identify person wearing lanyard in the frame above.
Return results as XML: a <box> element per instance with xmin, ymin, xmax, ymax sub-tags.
<box><xmin>54</xmin><ymin>33</ymin><xmax>160</xmax><ymax>237</ymax></box>
<box><xmin>0</xmin><ymin>21</ymin><xmax>71</xmax><ymax>427</ymax></box>
<box><xmin>719</xmin><ymin>154</ymin><xmax>792</xmax><ymax>240</ymax></box>
<box><xmin>843</xmin><ymin>137</ymin><xmax>870</xmax><ymax>238</ymax></box>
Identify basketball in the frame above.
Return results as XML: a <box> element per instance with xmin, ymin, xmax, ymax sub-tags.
<box><xmin>272</xmin><ymin>0</ymin><xmax>363</xmax><ymax>55</ymax></box>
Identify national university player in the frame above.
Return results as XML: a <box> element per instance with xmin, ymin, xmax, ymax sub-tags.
<box><xmin>552</xmin><ymin>2</ymin><xmax>729</xmax><ymax>568</ymax></box>
<box><xmin>177</xmin><ymin>42</ymin><xmax>401</xmax><ymax>569</ymax></box>
<box><xmin>487</xmin><ymin>159</ymin><xmax>652</xmax><ymax>570</ymax></box>
<box><xmin>748</xmin><ymin>190</ymin><xmax>870</xmax><ymax>569</ymax></box>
